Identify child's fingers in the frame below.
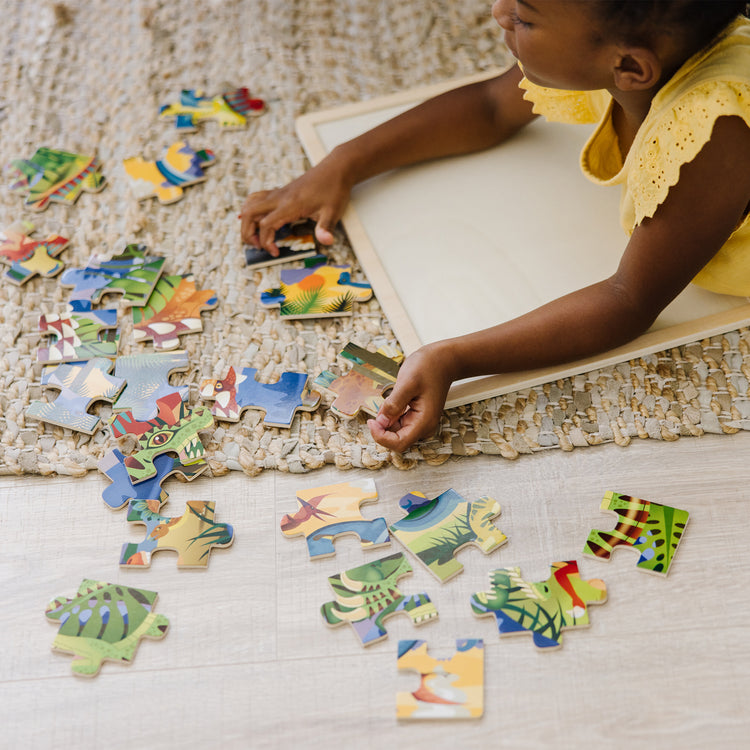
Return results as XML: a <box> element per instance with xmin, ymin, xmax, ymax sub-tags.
<box><xmin>315</xmin><ymin>208</ymin><xmax>337</xmax><ymax>245</ymax></box>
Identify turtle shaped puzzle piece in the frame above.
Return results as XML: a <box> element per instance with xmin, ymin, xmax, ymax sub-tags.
<box><xmin>390</xmin><ymin>489</ymin><xmax>507</xmax><ymax>583</ymax></box>
<box><xmin>470</xmin><ymin>560</ymin><xmax>607</xmax><ymax>650</ymax></box>
<box><xmin>280</xmin><ymin>479</ymin><xmax>390</xmax><ymax>559</ymax></box>
<box><xmin>7</xmin><ymin>147</ymin><xmax>105</xmax><ymax>212</ymax></box>
<box><xmin>159</xmin><ymin>87</ymin><xmax>265</xmax><ymax>131</ymax></box>
<box><xmin>45</xmin><ymin>579</ymin><xmax>169</xmax><ymax>677</ymax></box>
<box><xmin>0</xmin><ymin>220</ymin><xmax>70</xmax><ymax>284</ymax></box>
<box><xmin>244</xmin><ymin>220</ymin><xmax>318</xmax><ymax>269</ymax></box>
<box><xmin>37</xmin><ymin>308</ymin><xmax>120</xmax><ymax>363</ymax></box>
<box><xmin>583</xmin><ymin>491</ymin><xmax>689</xmax><ymax>576</ymax></box>
<box><xmin>199</xmin><ymin>366</ymin><xmax>320</xmax><ymax>428</ymax></box>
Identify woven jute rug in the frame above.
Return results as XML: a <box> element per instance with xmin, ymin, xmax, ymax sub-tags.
<box><xmin>2</xmin><ymin>0</ymin><xmax>749</xmax><ymax>478</ymax></box>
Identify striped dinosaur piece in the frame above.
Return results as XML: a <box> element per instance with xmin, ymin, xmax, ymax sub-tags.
<box><xmin>159</xmin><ymin>87</ymin><xmax>265</xmax><ymax>131</ymax></box>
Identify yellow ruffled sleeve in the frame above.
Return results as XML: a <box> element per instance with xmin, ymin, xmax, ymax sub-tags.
<box><xmin>517</xmin><ymin>76</ymin><xmax>611</xmax><ymax>125</ymax></box>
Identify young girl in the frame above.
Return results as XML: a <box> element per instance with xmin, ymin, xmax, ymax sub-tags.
<box><xmin>240</xmin><ymin>0</ymin><xmax>750</xmax><ymax>452</ymax></box>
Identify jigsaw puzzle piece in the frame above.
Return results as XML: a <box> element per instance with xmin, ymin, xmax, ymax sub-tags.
<box><xmin>280</xmin><ymin>479</ymin><xmax>390</xmax><ymax>558</ymax></box>
<box><xmin>45</xmin><ymin>579</ymin><xmax>168</xmax><ymax>677</ymax></box>
<box><xmin>26</xmin><ymin>358</ymin><xmax>126</xmax><ymax>434</ymax></box>
<box><xmin>583</xmin><ymin>491</ymin><xmax>689</xmax><ymax>575</ymax></box>
<box><xmin>159</xmin><ymin>87</ymin><xmax>265</xmax><ymax>131</ymax></box>
<box><xmin>471</xmin><ymin>561</ymin><xmax>607</xmax><ymax>650</ymax></box>
<box><xmin>0</xmin><ymin>220</ymin><xmax>70</xmax><ymax>284</ymax></box>
<box><xmin>37</xmin><ymin>308</ymin><xmax>120</xmax><ymax>363</ymax></box>
<box><xmin>244</xmin><ymin>220</ymin><xmax>318</xmax><ymax>269</ymax></box>
<box><xmin>397</xmin><ymin>639</ymin><xmax>484</xmax><ymax>720</ymax></box>
<box><xmin>390</xmin><ymin>489</ymin><xmax>506</xmax><ymax>583</ymax></box>
<box><xmin>321</xmin><ymin>552</ymin><xmax>437</xmax><ymax>647</ymax></box>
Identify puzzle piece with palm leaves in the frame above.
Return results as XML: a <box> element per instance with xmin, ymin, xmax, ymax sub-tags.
<box><xmin>199</xmin><ymin>366</ymin><xmax>320</xmax><ymax>428</ymax></box>
<box><xmin>244</xmin><ymin>220</ymin><xmax>318</xmax><ymax>269</ymax></box>
<box><xmin>260</xmin><ymin>257</ymin><xmax>372</xmax><ymax>318</ymax></box>
<box><xmin>132</xmin><ymin>273</ymin><xmax>218</xmax><ymax>350</ymax></box>
<box><xmin>123</xmin><ymin>140</ymin><xmax>215</xmax><ymax>205</ymax></box>
<box><xmin>314</xmin><ymin>342</ymin><xmax>401</xmax><ymax>419</ymax></box>
<box><xmin>26</xmin><ymin>358</ymin><xmax>126</xmax><ymax>434</ymax></box>
<box><xmin>471</xmin><ymin>561</ymin><xmax>607</xmax><ymax>650</ymax></box>
<box><xmin>321</xmin><ymin>552</ymin><xmax>438</xmax><ymax>647</ymax></box>
<box><xmin>120</xmin><ymin>500</ymin><xmax>234</xmax><ymax>568</ymax></box>
<box><xmin>45</xmin><ymin>579</ymin><xmax>168</xmax><ymax>677</ymax></box>
<box><xmin>390</xmin><ymin>490</ymin><xmax>506</xmax><ymax>583</ymax></box>
<box><xmin>7</xmin><ymin>147</ymin><xmax>105</xmax><ymax>212</ymax></box>
<box><xmin>37</xmin><ymin>308</ymin><xmax>120</xmax><ymax>363</ymax></box>
<box><xmin>280</xmin><ymin>479</ymin><xmax>390</xmax><ymax>559</ymax></box>
<box><xmin>583</xmin><ymin>491</ymin><xmax>689</xmax><ymax>576</ymax></box>
<box><xmin>159</xmin><ymin>87</ymin><xmax>265</xmax><ymax>131</ymax></box>
<box><xmin>396</xmin><ymin>639</ymin><xmax>484</xmax><ymax>720</ymax></box>
<box><xmin>0</xmin><ymin>220</ymin><xmax>70</xmax><ymax>285</ymax></box>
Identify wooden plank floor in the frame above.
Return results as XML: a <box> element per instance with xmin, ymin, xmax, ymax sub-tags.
<box><xmin>2</xmin><ymin>432</ymin><xmax>749</xmax><ymax>748</ymax></box>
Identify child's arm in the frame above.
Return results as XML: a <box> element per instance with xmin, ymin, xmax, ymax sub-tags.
<box><xmin>240</xmin><ymin>64</ymin><xmax>537</xmax><ymax>252</ymax></box>
<box><xmin>370</xmin><ymin>115</ymin><xmax>750</xmax><ymax>451</ymax></box>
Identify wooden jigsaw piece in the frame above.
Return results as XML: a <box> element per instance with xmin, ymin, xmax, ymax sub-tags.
<box><xmin>0</xmin><ymin>220</ymin><xmax>70</xmax><ymax>284</ymax></box>
<box><xmin>280</xmin><ymin>479</ymin><xmax>390</xmax><ymax>558</ymax></box>
<box><xmin>244</xmin><ymin>220</ymin><xmax>318</xmax><ymax>269</ymax></box>
<box><xmin>159</xmin><ymin>87</ymin><xmax>265</xmax><ymax>131</ymax></box>
<box><xmin>390</xmin><ymin>489</ymin><xmax>507</xmax><ymax>582</ymax></box>
<box><xmin>199</xmin><ymin>366</ymin><xmax>320</xmax><ymax>428</ymax></box>
<box><xmin>396</xmin><ymin>639</ymin><xmax>484</xmax><ymax>720</ymax></box>
<box><xmin>470</xmin><ymin>561</ymin><xmax>607</xmax><ymax>650</ymax></box>
<box><xmin>37</xmin><ymin>308</ymin><xmax>120</xmax><ymax>363</ymax></box>
<box><xmin>321</xmin><ymin>552</ymin><xmax>438</xmax><ymax>647</ymax></box>
<box><xmin>583</xmin><ymin>491</ymin><xmax>689</xmax><ymax>576</ymax></box>
<box><xmin>26</xmin><ymin>358</ymin><xmax>126</xmax><ymax>434</ymax></box>
<box><xmin>45</xmin><ymin>579</ymin><xmax>168</xmax><ymax>677</ymax></box>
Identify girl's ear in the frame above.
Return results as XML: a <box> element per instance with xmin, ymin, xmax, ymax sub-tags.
<box><xmin>612</xmin><ymin>48</ymin><xmax>662</xmax><ymax>91</ymax></box>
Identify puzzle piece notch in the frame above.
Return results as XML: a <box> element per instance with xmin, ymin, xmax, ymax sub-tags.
<box><xmin>244</xmin><ymin>220</ymin><xmax>318</xmax><ymax>269</ymax></box>
<box><xmin>390</xmin><ymin>489</ymin><xmax>507</xmax><ymax>583</ymax></box>
<box><xmin>159</xmin><ymin>87</ymin><xmax>265</xmax><ymax>132</ymax></box>
<box><xmin>37</xmin><ymin>308</ymin><xmax>120</xmax><ymax>363</ymax></box>
<box><xmin>397</xmin><ymin>639</ymin><xmax>484</xmax><ymax>720</ymax></box>
<box><xmin>0</xmin><ymin>220</ymin><xmax>70</xmax><ymax>284</ymax></box>
<box><xmin>583</xmin><ymin>491</ymin><xmax>689</xmax><ymax>576</ymax></box>
<box><xmin>280</xmin><ymin>479</ymin><xmax>390</xmax><ymax>558</ymax></box>
<box><xmin>321</xmin><ymin>552</ymin><xmax>438</xmax><ymax>647</ymax></box>
<box><xmin>471</xmin><ymin>561</ymin><xmax>607</xmax><ymax>650</ymax></box>
<box><xmin>199</xmin><ymin>366</ymin><xmax>320</xmax><ymax>428</ymax></box>
<box><xmin>45</xmin><ymin>579</ymin><xmax>168</xmax><ymax>677</ymax></box>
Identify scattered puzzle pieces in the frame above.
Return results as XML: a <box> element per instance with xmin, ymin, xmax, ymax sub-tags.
<box><xmin>397</xmin><ymin>639</ymin><xmax>484</xmax><ymax>720</ymax></box>
<box><xmin>37</xmin><ymin>308</ymin><xmax>120</xmax><ymax>363</ymax></box>
<box><xmin>45</xmin><ymin>579</ymin><xmax>168</xmax><ymax>677</ymax></box>
<box><xmin>583</xmin><ymin>491</ymin><xmax>689</xmax><ymax>576</ymax></box>
<box><xmin>26</xmin><ymin>358</ymin><xmax>126</xmax><ymax>434</ymax></box>
<box><xmin>7</xmin><ymin>147</ymin><xmax>105</xmax><ymax>212</ymax></box>
<box><xmin>280</xmin><ymin>479</ymin><xmax>390</xmax><ymax>558</ymax></box>
<box><xmin>390</xmin><ymin>490</ymin><xmax>506</xmax><ymax>582</ymax></box>
<box><xmin>199</xmin><ymin>366</ymin><xmax>320</xmax><ymax>427</ymax></box>
<box><xmin>244</xmin><ymin>220</ymin><xmax>318</xmax><ymax>269</ymax></box>
<box><xmin>0</xmin><ymin>220</ymin><xmax>69</xmax><ymax>285</ymax></box>
<box><xmin>160</xmin><ymin>87</ymin><xmax>265</xmax><ymax>131</ymax></box>
<box><xmin>123</xmin><ymin>140</ymin><xmax>215</xmax><ymax>205</ymax></box>
<box><xmin>321</xmin><ymin>552</ymin><xmax>437</xmax><ymax>647</ymax></box>
<box><xmin>471</xmin><ymin>561</ymin><xmax>607</xmax><ymax>650</ymax></box>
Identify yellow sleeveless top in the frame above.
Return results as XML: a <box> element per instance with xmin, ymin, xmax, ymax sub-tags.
<box><xmin>518</xmin><ymin>17</ymin><xmax>750</xmax><ymax>296</ymax></box>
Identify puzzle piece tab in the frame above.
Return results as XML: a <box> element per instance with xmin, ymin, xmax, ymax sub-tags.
<box><xmin>244</xmin><ymin>220</ymin><xmax>318</xmax><ymax>269</ymax></box>
<box><xmin>390</xmin><ymin>490</ymin><xmax>506</xmax><ymax>583</ymax></box>
<box><xmin>45</xmin><ymin>579</ymin><xmax>168</xmax><ymax>677</ymax></box>
<box><xmin>321</xmin><ymin>552</ymin><xmax>437</xmax><ymax>647</ymax></box>
<box><xmin>160</xmin><ymin>87</ymin><xmax>265</xmax><ymax>131</ymax></box>
<box><xmin>0</xmin><ymin>220</ymin><xmax>70</xmax><ymax>284</ymax></box>
<box><xmin>583</xmin><ymin>491</ymin><xmax>689</xmax><ymax>576</ymax></box>
<box><xmin>37</xmin><ymin>308</ymin><xmax>120</xmax><ymax>363</ymax></box>
<box><xmin>280</xmin><ymin>479</ymin><xmax>389</xmax><ymax>558</ymax></box>
<box><xmin>471</xmin><ymin>561</ymin><xmax>607</xmax><ymax>650</ymax></box>
<box><xmin>199</xmin><ymin>366</ymin><xmax>320</xmax><ymax>428</ymax></box>
<box><xmin>397</xmin><ymin>639</ymin><xmax>484</xmax><ymax>720</ymax></box>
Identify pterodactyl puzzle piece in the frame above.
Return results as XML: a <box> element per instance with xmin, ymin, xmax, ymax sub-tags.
<box><xmin>26</xmin><ymin>358</ymin><xmax>126</xmax><ymax>434</ymax></box>
<box><xmin>244</xmin><ymin>220</ymin><xmax>318</xmax><ymax>269</ymax></box>
<box><xmin>583</xmin><ymin>491</ymin><xmax>689</xmax><ymax>576</ymax></box>
<box><xmin>37</xmin><ymin>308</ymin><xmax>120</xmax><ymax>363</ymax></box>
<box><xmin>470</xmin><ymin>561</ymin><xmax>607</xmax><ymax>650</ymax></box>
<box><xmin>397</xmin><ymin>639</ymin><xmax>484</xmax><ymax>720</ymax></box>
<box><xmin>390</xmin><ymin>490</ymin><xmax>507</xmax><ymax>583</ymax></box>
<box><xmin>45</xmin><ymin>579</ymin><xmax>168</xmax><ymax>677</ymax></box>
<box><xmin>159</xmin><ymin>87</ymin><xmax>265</xmax><ymax>131</ymax></box>
<box><xmin>0</xmin><ymin>220</ymin><xmax>70</xmax><ymax>284</ymax></box>
<box><xmin>280</xmin><ymin>479</ymin><xmax>390</xmax><ymax>559</ymax></box>
<box><xmin>199</xmin><ymin>366</ymin><xmax>320</xmax><ymax>428</ymax></box>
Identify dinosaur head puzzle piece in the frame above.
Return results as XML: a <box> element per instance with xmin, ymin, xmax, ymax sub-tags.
<box><xmin>471</xmin><ymin>561</ymin><xmax>607</xmax><ymax>650</ymax></box>
<box><xmin>0</xmin><ymin>220</ymin><xmax>70</xmax><ymax>284</ymax></box>
<box><xmin>37</xmin><ymin>308</ymin><xmax>120</xmax><ymax>363</ymax></box>
<box><xmin>321</xmin><ymin>552</ymin><xmax>438</xmax><ymax>647</ymax></box>
<box><xmin>7</xmin><ymin>147</ymin><xmax>105</xmax><ymax>212</ymax></box>
<box><xmin>26</xmin><ymin>358</ymin><xmax>126</xmax><ymax>434</ymax></box>
<box><xmin>159</xmin><ymin>87</ymin><xmax>265</xmax><ymax>131</ymax></box>
<box><xmin>396</xmin><ymin>639</ymin><xmax>484</xmax><ymax>720</ymax></box>
<box><xmin>314</xmin><ymin>342</ymin><xmax>401</xmax><ymax>419</ymax></box>
<box><xmin>280</xmin><ymin>479</ymin><xmax>390</xmax><ymax>559</ymax></box>
<box><xmin>199</xmin><ymin>366</ymin><xmax>320</xmax><ymax>428</ymax></box>
<box><xmin>244</xmin><ymin>220</ymin><xmax>318</xmax><ymax>269</ymax></box>
<box><xmin>132</xmin><ymin>273</ymin><xmax>218</xmax><ymax>350</ymax></box>
<box><xmin>120</xmin><ymin>500</ymin><xmax>234</xmax><ymax>568</ymax></box>
<box><xmin>45</xmin><ymin>579</ymin><xmax>169</xmax><ymax>677</ymax></box>
<box><xmin>390</xmin><ymin>489</ymin><xmax>507</xmax><ymax>583</ymax></box>
<box><xmin>123</xmin><ymin>141</ymin><xmax>215</xmax><ymax>205</ymax></box>
<box><xmin>109</xmin><ymin>391</ymin><xmax>214</xmax><ymax>484</ymax></box>
<box><xmin>583</xmin><ymin>491</ymin><xmax>689</xmax><ymax>576</ymax></box>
